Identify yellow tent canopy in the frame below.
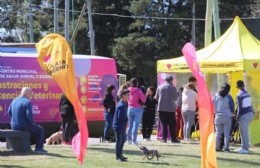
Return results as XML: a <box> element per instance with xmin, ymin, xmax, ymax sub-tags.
<box><xmin>157</xmin><ymin>16</ymin><xmax>260</xmax><ymax>73</ymax></box>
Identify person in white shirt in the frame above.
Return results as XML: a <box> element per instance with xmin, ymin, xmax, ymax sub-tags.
<box><xmin>181</xmin><ymin>82</ymin><xmax>198</xmax><ymax>141</ymax></box>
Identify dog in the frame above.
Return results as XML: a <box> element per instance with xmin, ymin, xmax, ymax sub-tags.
<box><xmin>45</xmin><ymin>131</ymin><xmax>63</xmax><ymax>145</ymax></box>
<box><xmin>140</xmin><ymin>146</ymin><xmax>160</xmax><ymax>161</ymax></box>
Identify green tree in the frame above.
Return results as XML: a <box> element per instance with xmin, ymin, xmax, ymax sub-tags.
<box><xmin>113</xmin><ymin>0</ymin><xmax>192</xmax><ymax>84</ymax></box>
<box><xmin>0</xmin><ymin>0</ymin><xmax>54</xmax><ymax>42</ymax></box>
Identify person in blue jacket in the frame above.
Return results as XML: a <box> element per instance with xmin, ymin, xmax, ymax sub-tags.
<box><xmin>113</xmin><ymin>89</ymin><xmax>130</xmax><ymax>162</ymax></box>
<box><xmin>8</xmin><ymin>87</ymin><xmax>47</xmax><ymax>154</ymax></box>
<box><xmin>213</xmin><ymin>83</ymin><xmax>234</xmax><ymax>152</ymax></box>
<box><xmin>235</xmin><ymin>80</ymin><xmax>254</xmax><ymax>154</ymax></box>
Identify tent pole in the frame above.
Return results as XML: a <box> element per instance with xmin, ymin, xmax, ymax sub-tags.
<box><xmin>243</xmin><ymin>71</ymin><xmax>247</xmax><ymax>89</ymax></box>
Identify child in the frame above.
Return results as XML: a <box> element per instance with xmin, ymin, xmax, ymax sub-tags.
<box><xmin>142</xmin><ymin>86</ymin><xmax>157</xmax><ymax>141</ymax></box>
<box><xmin>113</xmin><ymin>89</ymin><xmax>130</xmax><ymax>161</ymax></box>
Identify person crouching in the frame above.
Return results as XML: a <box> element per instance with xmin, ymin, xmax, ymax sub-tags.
<box><xmin>113</xmin><ymin>89</ymin><xmax>130</xmax><ymax>162</ymax></box>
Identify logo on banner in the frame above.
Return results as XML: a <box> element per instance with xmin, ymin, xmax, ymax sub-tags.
<box><xmin>253</xmin><ymin>62</ymin><xmax>258</xmax><ymax>69</ymax></box>
<box><xmin>167</xmin><ymin>64</ymin><xmax>172</xmax><ymax>70</ymax></box>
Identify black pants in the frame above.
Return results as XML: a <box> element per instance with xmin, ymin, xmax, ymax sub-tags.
<box><xmin>159</xmin><ymin>111</ymin><xmax>177</xmax><ymax>141</ymax></box>
<box><xmin>114</xmin><ymin>128</ymin><xmax>126</xmax><ymax>158</ymax></box>
<box><xmin>142</xmin><ymin>111</ymin><xmax>155</xmax><ymax>139</ymax></box>
<box><xmin>61</xmin><ymin>113</ymin><xmax>77</xmax><ymax>142</ymax></box>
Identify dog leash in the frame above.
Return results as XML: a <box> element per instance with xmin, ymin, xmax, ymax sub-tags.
<box><xmin>132</xmin><ymin>141</ymin><xmax>142</xmax><ymax>149</ymax></box>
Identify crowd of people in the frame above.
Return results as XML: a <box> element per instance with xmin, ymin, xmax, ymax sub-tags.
<box><xmin>6</xmin><ymin>75</ymin><xmax>254</xmax><ymax>159</ymax></box>
<box><xmin>102</xmin><ymin>76</ymin><xmax>254</xmax><ymax>161</ymax></box>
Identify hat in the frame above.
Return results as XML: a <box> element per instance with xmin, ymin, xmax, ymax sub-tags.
<box><xmin>236</xmin><ymin>80</ymin><xmax>244</xmax><ymax>88</ymax></box>
<box><xmin>119</xmin><ymin>89</ymin><xmax>130</xmax><ymax>98</ymax></box>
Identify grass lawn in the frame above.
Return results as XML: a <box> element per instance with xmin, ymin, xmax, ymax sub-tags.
<box><xmin>1</xmin><ymin>140</ymin><xmax>260</xmax><ymax>168</ymax></box>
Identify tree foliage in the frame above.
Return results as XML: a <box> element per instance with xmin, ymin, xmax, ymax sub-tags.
<box><xmin>1</xmin><ymin>0</ymin><xmax>258</xmax><ymax>85</ymax></box>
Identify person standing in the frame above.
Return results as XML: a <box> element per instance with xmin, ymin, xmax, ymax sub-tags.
<box><xmin>127</xmin><ymin>78</ymin><xmax>146</xmax><ymax>144</ymax></box>
<box><xmin>59</xmin><ymin>93</ymin><xmax>78</xmax><ymax>145</ymax></box>
<box><xmin>113</xmin><ymin>89</ymin><xmax>130</xmax><ymax>162</ymax></box>
<box><xmin>102</xmin><ymin>85</ymin><xmax>116</xmax><ymax>142</ymax></box>
<box><xmin>154</xmin><ymin>75</ymin><xmax>180</xmax><ymax>143</ymax></box>
<box><xmin>235</xmin><ymin>80</ymin><xmax>254</xmax><ymax>154</ymax></box>
<box><xmin>8</xmin><ymin>87</ymin><xmax>47</xmax><ymax>153</ymax></box>
<box><xmin>182</xmin><ymin>82</ymin><xmax>198</xmax><ymax>141</ymax></box>
<box><xmin>142</xmin><ymin>86</ymin><xmax>157</xmax><ymax>141</ymax></box>
<box><xmin>213</xmin><ymin>83</ymin><xmax>234</xmax><ymax>152</ymax></box>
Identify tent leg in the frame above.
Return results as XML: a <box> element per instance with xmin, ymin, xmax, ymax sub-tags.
<box><xmin>243</xmin><ymin>71</ymin><xmax>247</xmax><ymax>89</ymax></box>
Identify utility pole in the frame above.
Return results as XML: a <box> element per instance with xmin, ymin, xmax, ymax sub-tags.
<box><xmin>204</xmin><ymin>0</ymin><xmax>213</xmax><ymax>46</ymax></box>
<box><xmin>86</xmin><ymin>0</ymin><xmax>95</xmax><ymax>55</ymax></box>
<box><xmin>212</xmin><ymin>0</ymin><xmax>223</xmax><ymax>88</ymax></box>
<box><xmin>29</xmin><ymin>0</ymin><xmax>34</xmax><ymax>42</ymax></box>
<box><xmin>191</xmin><ymin>2</ymin><xmax>196</xmax><ymax>46</ymax></box>
<box><xmin>65</xmin><ymin>0</ymin><xmax>69</xmax><ymax>41</ymax></box>
<box><xmin>54</xmin><ymin>0</ymin><xmax>59</xmax><ymax>33</ymax></box>
<box><xmin>213</xmin><ymin>0</ymin><xmax>221</xmax><ymax>39</ymax></box>
<box><xmin>72</xmin><ymin>0</ymin><xmax>76</xmax><ymax>53</ymax></box>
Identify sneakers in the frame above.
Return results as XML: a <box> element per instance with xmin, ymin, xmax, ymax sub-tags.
<box><xmin>35</xmin><ymin>149</ymin><xmax>48</xmax><ymax>154</ymax></box>
<box><xmin>143</xmin><ymin>138</ymin><xmax>147</xmax><ymax>142</ymax></box>
<box><xmin>103</xmin><ymin>139</ymin><xmax>111</xmax><ymax>143</ymax></box>
<box><xmin>216</xmin><ymin>148</ymin><xmax>222</xmax><ymax>152</ymax></box>
<box><xmin>116</xmin><ymin>156</ymin><xmax>127</xmax><ymax>162</ymax></box>
<box><xmin>121</xmin><ymin>155</ymin><xmax>128</xmax><ymax>160</ymax></box>
<box><xmin>132</xmin><ymin>141</ymin><xmax>138</xmax><ymax>145</ymax></box>
<box><xmin>171</xmin><ymin>139</ymin><xmax>181</xmax><ymax>143</ymax></box>
<box><xmin>127</xmin><ymin>140</ymin><xmax>132</xmax><ymax>145</ymax></box>
<box><xmin>160</xmin><ymin>139</ymin><xmax>167</xmax><ymax>143</ymax></box>
<box><xmin>223</xmin><ymin>148</ymin><xmax>230</xmax><ymax>152</ymax></box>
<box><xmin>236</xmin><ymin>148</ymin><xmax>249</xmax><ymax>154</ymax></box>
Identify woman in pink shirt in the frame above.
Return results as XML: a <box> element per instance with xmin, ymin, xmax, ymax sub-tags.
<box><xmin>127</xmin><ymin>78</ymin><xmax>146</xmax><ymax>144</ymax></box>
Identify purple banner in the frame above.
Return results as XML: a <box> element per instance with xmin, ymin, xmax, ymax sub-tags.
<box><xmin>0</xmin><ymin>55</ymin><xmax>118</xmax><ymax>124</ymax></box>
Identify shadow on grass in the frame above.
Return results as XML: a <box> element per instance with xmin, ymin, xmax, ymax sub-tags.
<box><xmin>163</xmin><ymin>153</ymin><xmax>260</xmax><ymax>166</ymax></box>
<box><xmin>0</xmin><ymin>150</ymin><xmax>74</xmax><ymax>158</ymax></box>
<box><xmin>0</xmin><ymin>165</ymin><xmax>26</xmax><ymax>168</ymax></box>
<box><xmin>88</xmin><ymin>146</ymin><xmax>142</xmax><ymax>156</ymax></box>
<box><xmin>217</xmin><ymin>157</ymin><xmax>260</xmax><ymax>166</ymax></box>
<box><xmin>88</xmin><ymin>147</ymin><xmax>179</xmax><ymax>166</ymax></box>
<box><xmin>128</xmin><ymin>161</ymin><xmax>174</xmax><ymax>166</ymax></box>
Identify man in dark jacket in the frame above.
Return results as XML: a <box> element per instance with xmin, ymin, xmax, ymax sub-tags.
<box><xmin>8</xmin><ymin>87</ymin><xmax>47</xmax><ymax>153</ymax></box>
<box><xmin>59</xmin><ymin>93</ymin><xmax>78</xmax><ymax>145</ymax></box>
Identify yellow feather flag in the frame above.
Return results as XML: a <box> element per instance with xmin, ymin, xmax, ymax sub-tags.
<box><xmin>36</xmin><ymin>33</ymin><xmax>88</xmax><ymax>164</ymax></box>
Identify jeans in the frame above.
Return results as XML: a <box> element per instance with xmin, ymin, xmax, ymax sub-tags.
<box><xmin>215</xmin><ymin>115</ymin><xmax>232</xmax><ymax>150</ymax></box>
<box><xmin>127</xmin><ymin>107</ymin><xmax>143</xmax><ymax>142</ymax></box>
<box><xmin>182</xmin><ymin>110</ymin><xmax>196</xmax><ymax>140</ymax></box>
<box><xmin>103</xmin><ymin>111</ymin><xmax>114</xmax><ymax>140</ymax></box>
<box><xmin>159</xmin><ymin>111</ymin><xmax>177</xmax><ymax>141</ymax></box>
<box><xmin>114</xmin><ymin>128</ymin><xmax>126</xmax><ymax>158</ymax></box>
<box><xmin>12</xmin><ymin>124</ymin><xmax>45</xmax><ymax>150</ymax></box>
